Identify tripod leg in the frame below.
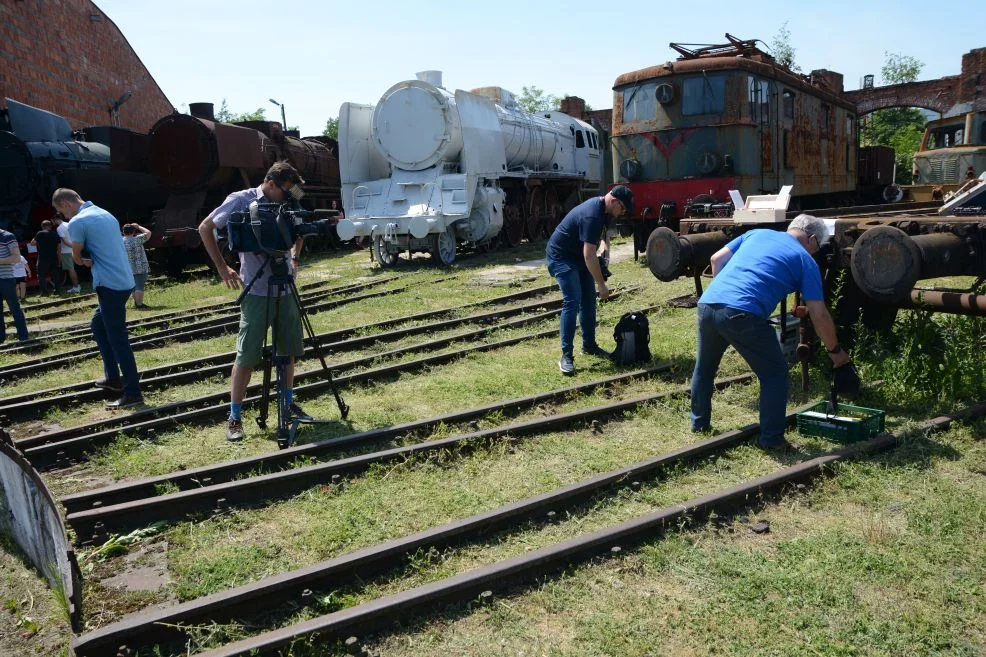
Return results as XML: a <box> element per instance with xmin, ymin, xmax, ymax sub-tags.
<box><xmin>256</xmin><ymin>293</ymin><xmax>274</xmax><ymax>430</ymax></box>
<box><xmin>272</xmin><ymin>289</ymin><xmax>292</xmax><ymax>449</ymax></box>
<box><xmin>288</xmin><ymin>280</ymin><xmax>350</xmax><ymax>419</ymax></box>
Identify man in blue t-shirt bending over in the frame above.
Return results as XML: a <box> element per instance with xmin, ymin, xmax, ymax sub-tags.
<box><xmin>54</xmin><ymin>188</ymin><xmax>142</xmax><ymax>410</ymax></box>
<box><xmin>546</xmin><ymin>185</ymin><xmax>633</xmax><ymax>375</ymax></box>
<box><xmin>691</xmin><ymin>214</ymin><xmax>851</xmax><ymax>449</ymax></box>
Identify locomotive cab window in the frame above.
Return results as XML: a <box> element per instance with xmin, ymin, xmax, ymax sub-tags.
<box><xmin>682</xmin><ymin>75</ymin><xmax>726</xmax><ymax>116</ymax></box>
<box><xmin>576</xmin><ymin>130</ymin><xmax>585</xmax><ymax>148</ymax></box>
<box><xmin>748</xmin><ymin>76</ymin><xmax>770</xmax><ymax>122</ymax></box>
<box><xmin>622</xmin><ymin>82</ymin><xmax>657</xmax><ymax>122</ymax></box>
<box><xmin>782</xmin><ymin>90</ymin><xmax>795</xmax><ymax>120</ymax></box>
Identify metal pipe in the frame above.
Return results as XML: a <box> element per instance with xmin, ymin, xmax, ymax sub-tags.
<box><xmin>646</xmin><ymin>227</ymin><xmax>728</xmax><ymax>281</ymax></box>
<box><xmin>850</xmin><ymin>225</ymin><xmax>970</xmax><ymax>302</ymax></box>
<box><xmin>900</xmin><ymin>290</ymin><xmax>986</xmax><ymax>316</ymax></box>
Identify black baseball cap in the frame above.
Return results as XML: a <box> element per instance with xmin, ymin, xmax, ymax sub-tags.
<box><xmin>610</xmin><ymin>185</ymin><xmax>635</xmax><ymax>215</ymax></box>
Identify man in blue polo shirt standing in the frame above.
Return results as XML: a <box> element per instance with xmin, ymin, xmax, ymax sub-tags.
<box><xmin>546</xmin><ymin>185</ymin><xmax>633</xmax><ymax>376</ymax></box>
<box><xmin>691</xmin><ymin>214</ymin><xmax>852</xmax><ymax>449</ymax></box>
<box><xmin>53</xmin><ymin>188</ymin><xmax>143</xmax><ymax>409</ymax></box>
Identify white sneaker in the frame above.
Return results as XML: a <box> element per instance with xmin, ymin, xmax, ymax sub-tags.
<box><xmin>69</xmin><ymin>286</ymin><xmax>81</xmax><ymax>293</ymax></box>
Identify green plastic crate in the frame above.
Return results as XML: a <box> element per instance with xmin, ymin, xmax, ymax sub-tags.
<box><xmin>796</xmin><ymin>401</ymin><xmax>886</xmax><ymax>443</ymax></box>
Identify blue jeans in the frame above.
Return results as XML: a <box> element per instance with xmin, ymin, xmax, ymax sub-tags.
<box><xmin>547</xmin><ymin>258</ymin><xmax>597</xmax><ymax>357</ymax></box>
<box><xmin>691</xmin><ymin>303</ymin><xmax>789</xmax><ymax>446</ymax></box>
<box><xmin>92</xmin><ymin>286</ymin><xmax>140</xmax><ymax>396</ymax></box>
<box><xmin>0</xmin><ymin>277</ymin><xmax>28</xmax><ymax>342</ymax></box>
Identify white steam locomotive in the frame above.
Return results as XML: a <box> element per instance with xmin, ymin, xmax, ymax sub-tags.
<box><xmin>336</xmin><ymin>71</ymin><xmax>603</xmax><ymax>265</ymax></box>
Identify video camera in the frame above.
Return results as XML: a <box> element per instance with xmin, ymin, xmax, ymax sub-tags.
<box><xmin>227</xmin><ymin>201</ymin><xmax>335</xmax><ymax>254</ymax></box>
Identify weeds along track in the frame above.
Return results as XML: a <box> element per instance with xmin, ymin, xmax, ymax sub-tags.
<box><xmin>19</xmin><ymin>285</ymin><xmax>620</xmax><ymax>467</ymax></box>
<box><xmin>0</xmin><ymin>277</ymin><xmax>397</xmax><ymax>356</ymax></box>
<box><xmin>0</xmin><ymin>276</ymin><xmax>420</xmax><ymax>378</ymax></box>
<box><xmin>69</xmin><ymin>396</ymin><xmax>986</xmax><ymax>657</ymax></box>
<box><xmin>64</xmin><ymin>364</ymin><xmax>706</xmax><ymax>541</ymax></box>
<box><xmin>0</xmin><ymin>283</ymin><xmax>558</xmax><ymax>422</ymax></box>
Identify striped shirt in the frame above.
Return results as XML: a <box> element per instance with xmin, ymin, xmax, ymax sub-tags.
<box><xmin>0</xmin><ymin>230</ymin><xmax>17</xmax><ymax>279</ymax></box>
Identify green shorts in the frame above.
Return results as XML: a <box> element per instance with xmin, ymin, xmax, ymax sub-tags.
<box><xmin>235</xmin><ymin>293</ymin><xmax>305</xmax><ymax>369</ymax></box>
<box><xmin>60</xmin><ymin>253</ymin><xmax>75</xmax><ymax>271</ymax></box>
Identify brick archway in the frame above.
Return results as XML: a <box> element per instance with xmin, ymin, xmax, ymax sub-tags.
<box><xmin>842</xmin><ymin>48</ymin><xmax>986</xmax><ymax>116</ymax></box>
<box><xmin>844</xmin><ymin>78</ymin><xmax>959</xmax><ymax>115</ymax></box>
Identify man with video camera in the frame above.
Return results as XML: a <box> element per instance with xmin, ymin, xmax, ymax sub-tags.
<box><xmin>198</xmin><ymin>161</ymin><xmax>308</xmax><ymax>442</ymax></box>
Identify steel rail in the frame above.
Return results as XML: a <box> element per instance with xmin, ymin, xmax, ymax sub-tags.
<box><xmin>2</xmin><ymin>270</ymin><xmax>213</xmax><ymax>322</ymax></box>
<box><xmin>60</xmin><ymin>366</ymin><xmax>670</xmax><ymax>514</ymax></box>
<box><xmin>0</xmin><ymin>278</ymin><xmax>389</xmax><ymax>354</ymax></box>
<box><xmin>20</xmin><ymin>288</ymin><xmax>638</xmax><ymax>457</ymax></box>
<box><xmin>0</xmin><ymin>278</ymin><xmax>441</xmax><ymax>381</ymax></box>
<box><xmin>65</xmin><ymin>363</ymin><xmax>704</xmax><ymax>540</ymax></box>
<box><xmin>0</xmin><ymin>290</ymin><xmax>560</xmax><ymax>422</ymax></box>
<box><xmin>78</xmin><ymin>399</ymin><xmax>985</xmax><ymax>657</ymax></box>
<box><xmin>23</xmin><ymin>325</ymin><xmax>561</xmax><ymax>469</ymax></box>
<box><xmin>0</xmin><ymin>283</ymin><xmax>555</xmax><ymax>414</ymax></box>
<box><xmin>68</xmin><ymin>374</ymin><xmax>758</xmax><ymax>655</ymax></box>
<box><xmin>191</xmin><ymin>435</ymin><xmax>900</xmax><ymax>657</ymax></box>
<box><xmin>15</xmin><ymin>300</ymin><xmax>575</xmax><ymax>450</ymax></box>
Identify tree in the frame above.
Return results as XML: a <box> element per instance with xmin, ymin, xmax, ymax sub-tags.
<box><xmin>881</xmin><ymin>52</ymin><xmax>923</xmax><ymax>85</ymax></box>
<box><xmin>860</xmin><ymin>52</ymin><xmax>926</xmax><ymax>184</ymax></box>
<box><xmin>770</xmin><ymin>21</ymin><xmax>800</xmax><ymax>73</ymax></box>
<box><xmin>517</xmin><ymin>86</ymin><xmax>560</xmax><ymax>113</ymax></box>
<box><xmin>323</xmin><ymin>117</ymin><xmax>339</xmax><ymax>139</ymax></box>
<box><xmin>213</xmin><ymin>99</ymin><xmax>266</xmax><ymax>123</ymax></box>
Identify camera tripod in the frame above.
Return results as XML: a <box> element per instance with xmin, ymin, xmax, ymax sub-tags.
<box><xmin>238</xmin><ymin>253</ymin><xmax>349</xmax><ymax>449</ymax></box>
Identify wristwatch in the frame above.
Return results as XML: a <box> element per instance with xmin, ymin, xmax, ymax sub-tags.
<box><xmin>827</xmin><ymin>343</ymin><xmax>843</xmax><ymax>354</ymax></box>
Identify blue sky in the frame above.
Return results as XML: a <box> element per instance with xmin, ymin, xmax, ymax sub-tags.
<box><xmin>95</xmin><ymin>0</ymin><xmax>984</xmax><ymax>136</ymax></box>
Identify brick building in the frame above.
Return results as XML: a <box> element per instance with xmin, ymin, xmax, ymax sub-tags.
<box><xmin>0</xmin><ymin>0</ymin><xmax>172</xmax><ymax>133</ymax></box>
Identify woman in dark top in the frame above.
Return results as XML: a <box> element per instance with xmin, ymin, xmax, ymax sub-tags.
<box><xmin>31</xmin><ymin>220</ymin><xmax>61</xmax><ymax>295</ymax></box>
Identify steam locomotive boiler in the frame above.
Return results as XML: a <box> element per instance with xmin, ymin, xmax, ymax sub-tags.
<box><xmin>147</xmin><ymin>103</ymin><xmax>342</xmax><ymax>273</ymax></box>
<box><xmin>0</xmin><ymin>98</ymin><xmax>166</xmax><ymax>242</ymax></box>
<box><xmin>336</xmin><ymin>71</ymin><xmax>602</xmax><ymax>266</ymax></box>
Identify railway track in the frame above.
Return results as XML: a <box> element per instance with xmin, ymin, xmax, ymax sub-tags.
<box><xmin>65</xmin><ymin>363</ymin><xmax>701</xmax><ymax>541</ymax></box>
<box><xmin>70</xmin><ymin>397</ymin><xmax>986</xmax><ymax>657</ymax></box>
<box><xmin>0</xmin><ymin>277</ymin><xmax>395</xmax><ymax>355</ymax></box>
<box><xmin>0</xmin><ymin>276</ymin><xmax>443</xmax><ymax>380</ymax></box>
<box><xmin>59</xmin><ymin>366</ymin><xmax>669</xmax><ymax>515</ymax></box>
<box><xmin>0</xmin><ymin>284</ymin><xmax>558</xmax><ymax>422</ymax></box>
<box><xmin>18</xmin><ymin>311</ymin><xmax>581</xmax><ymax>469</ymax></box>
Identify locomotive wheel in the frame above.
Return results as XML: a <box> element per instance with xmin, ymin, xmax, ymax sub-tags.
<box><xmin>432</xmin><ymin>226</ymin><xmax>457</xmax><ymax>266</ymax></box>
<box><xmin>501</xmin><ymin>204</ymin><xmax>524</xmax><ymax>247</ymax></box>
<box><xmin>373</xmin><ymin>236</ymin><xmax>400</xmax><ymax>267</ymax></box>
<box><xmin>525</xmin><ymin>187</ymin><xmax>545</xmax><ymax>241</ymax></box>
<box><xmin>545</xmin><ymin>187</ymin><xmax>564</xmax><ymax>235</ymax></box>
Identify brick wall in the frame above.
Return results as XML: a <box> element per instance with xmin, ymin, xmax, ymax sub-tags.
<box><xmin>0</xmin><ymin>0</ymin><xmax>172</xmax><ymax>133</ymax></box>
<box><xmin>961</xmin><ymin>48</ymin><xmax>986</xmax><ymax>111</ymax></box>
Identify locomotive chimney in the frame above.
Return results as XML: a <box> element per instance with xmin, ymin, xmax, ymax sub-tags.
<box><xmin>560</xmin><ymin>96</ymin><xmax>587</xmax><ymax>119</ymax></box>
<box><xmin>416</xmin><ymin>70</ymin><xmax>443</xmax><ymax>88</ymax></box>
<box><xmin>189</xmin><ymin>102</ymin><xmax>216</xmax><ymax>121</ymax></box>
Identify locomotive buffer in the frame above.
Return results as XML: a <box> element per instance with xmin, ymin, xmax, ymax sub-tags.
<box><xmin>238</xmin><ymin>253</ymin><xmax>349</xmax><ymax>449</ymax></box>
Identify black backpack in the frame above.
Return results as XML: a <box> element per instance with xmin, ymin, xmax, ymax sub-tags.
<box><xmin>613</xmin><ymin>311</ymin><xmax>651</xmax><ymax>365</ymax></box>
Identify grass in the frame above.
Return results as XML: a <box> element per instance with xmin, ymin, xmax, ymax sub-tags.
<box><xmin>2</xmin><ymin>238</ymin><xmax>985</xmax><ymax>657</ymax></box>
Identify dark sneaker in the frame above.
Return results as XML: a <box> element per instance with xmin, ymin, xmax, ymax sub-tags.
<box><xmin>558</xmin><ymin>354</ymin><xmax>575</xmax><ymax>376</ymax></box>
<box><xmin>106</xmin><ymin>394</ymin><xmax>144</xmax><ymax>410</ymax></box>
<box><xmin>226</xmin><ymin>417</ymin><xmax>245</xmax><ymax>442</ymax></box>
<box><xmin>94</xmin><ymin>379</ymin><xmax>124</xmax><ymax>393</ymax></box>
<box><xmin>289</xmin><ymin>403</ymin><xmax>312</xmax><ymax>420</ymax></box>
<box><xmin>582</xmin><ymin>344</ymin><xmax>612</xmax><ymax>358</ymax></box>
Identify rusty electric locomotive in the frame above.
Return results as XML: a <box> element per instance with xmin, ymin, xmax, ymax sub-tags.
<box><xmin>610</xmin><ymin>35</ymin><xmax>896</xmax><ymax>256</ymax></box>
